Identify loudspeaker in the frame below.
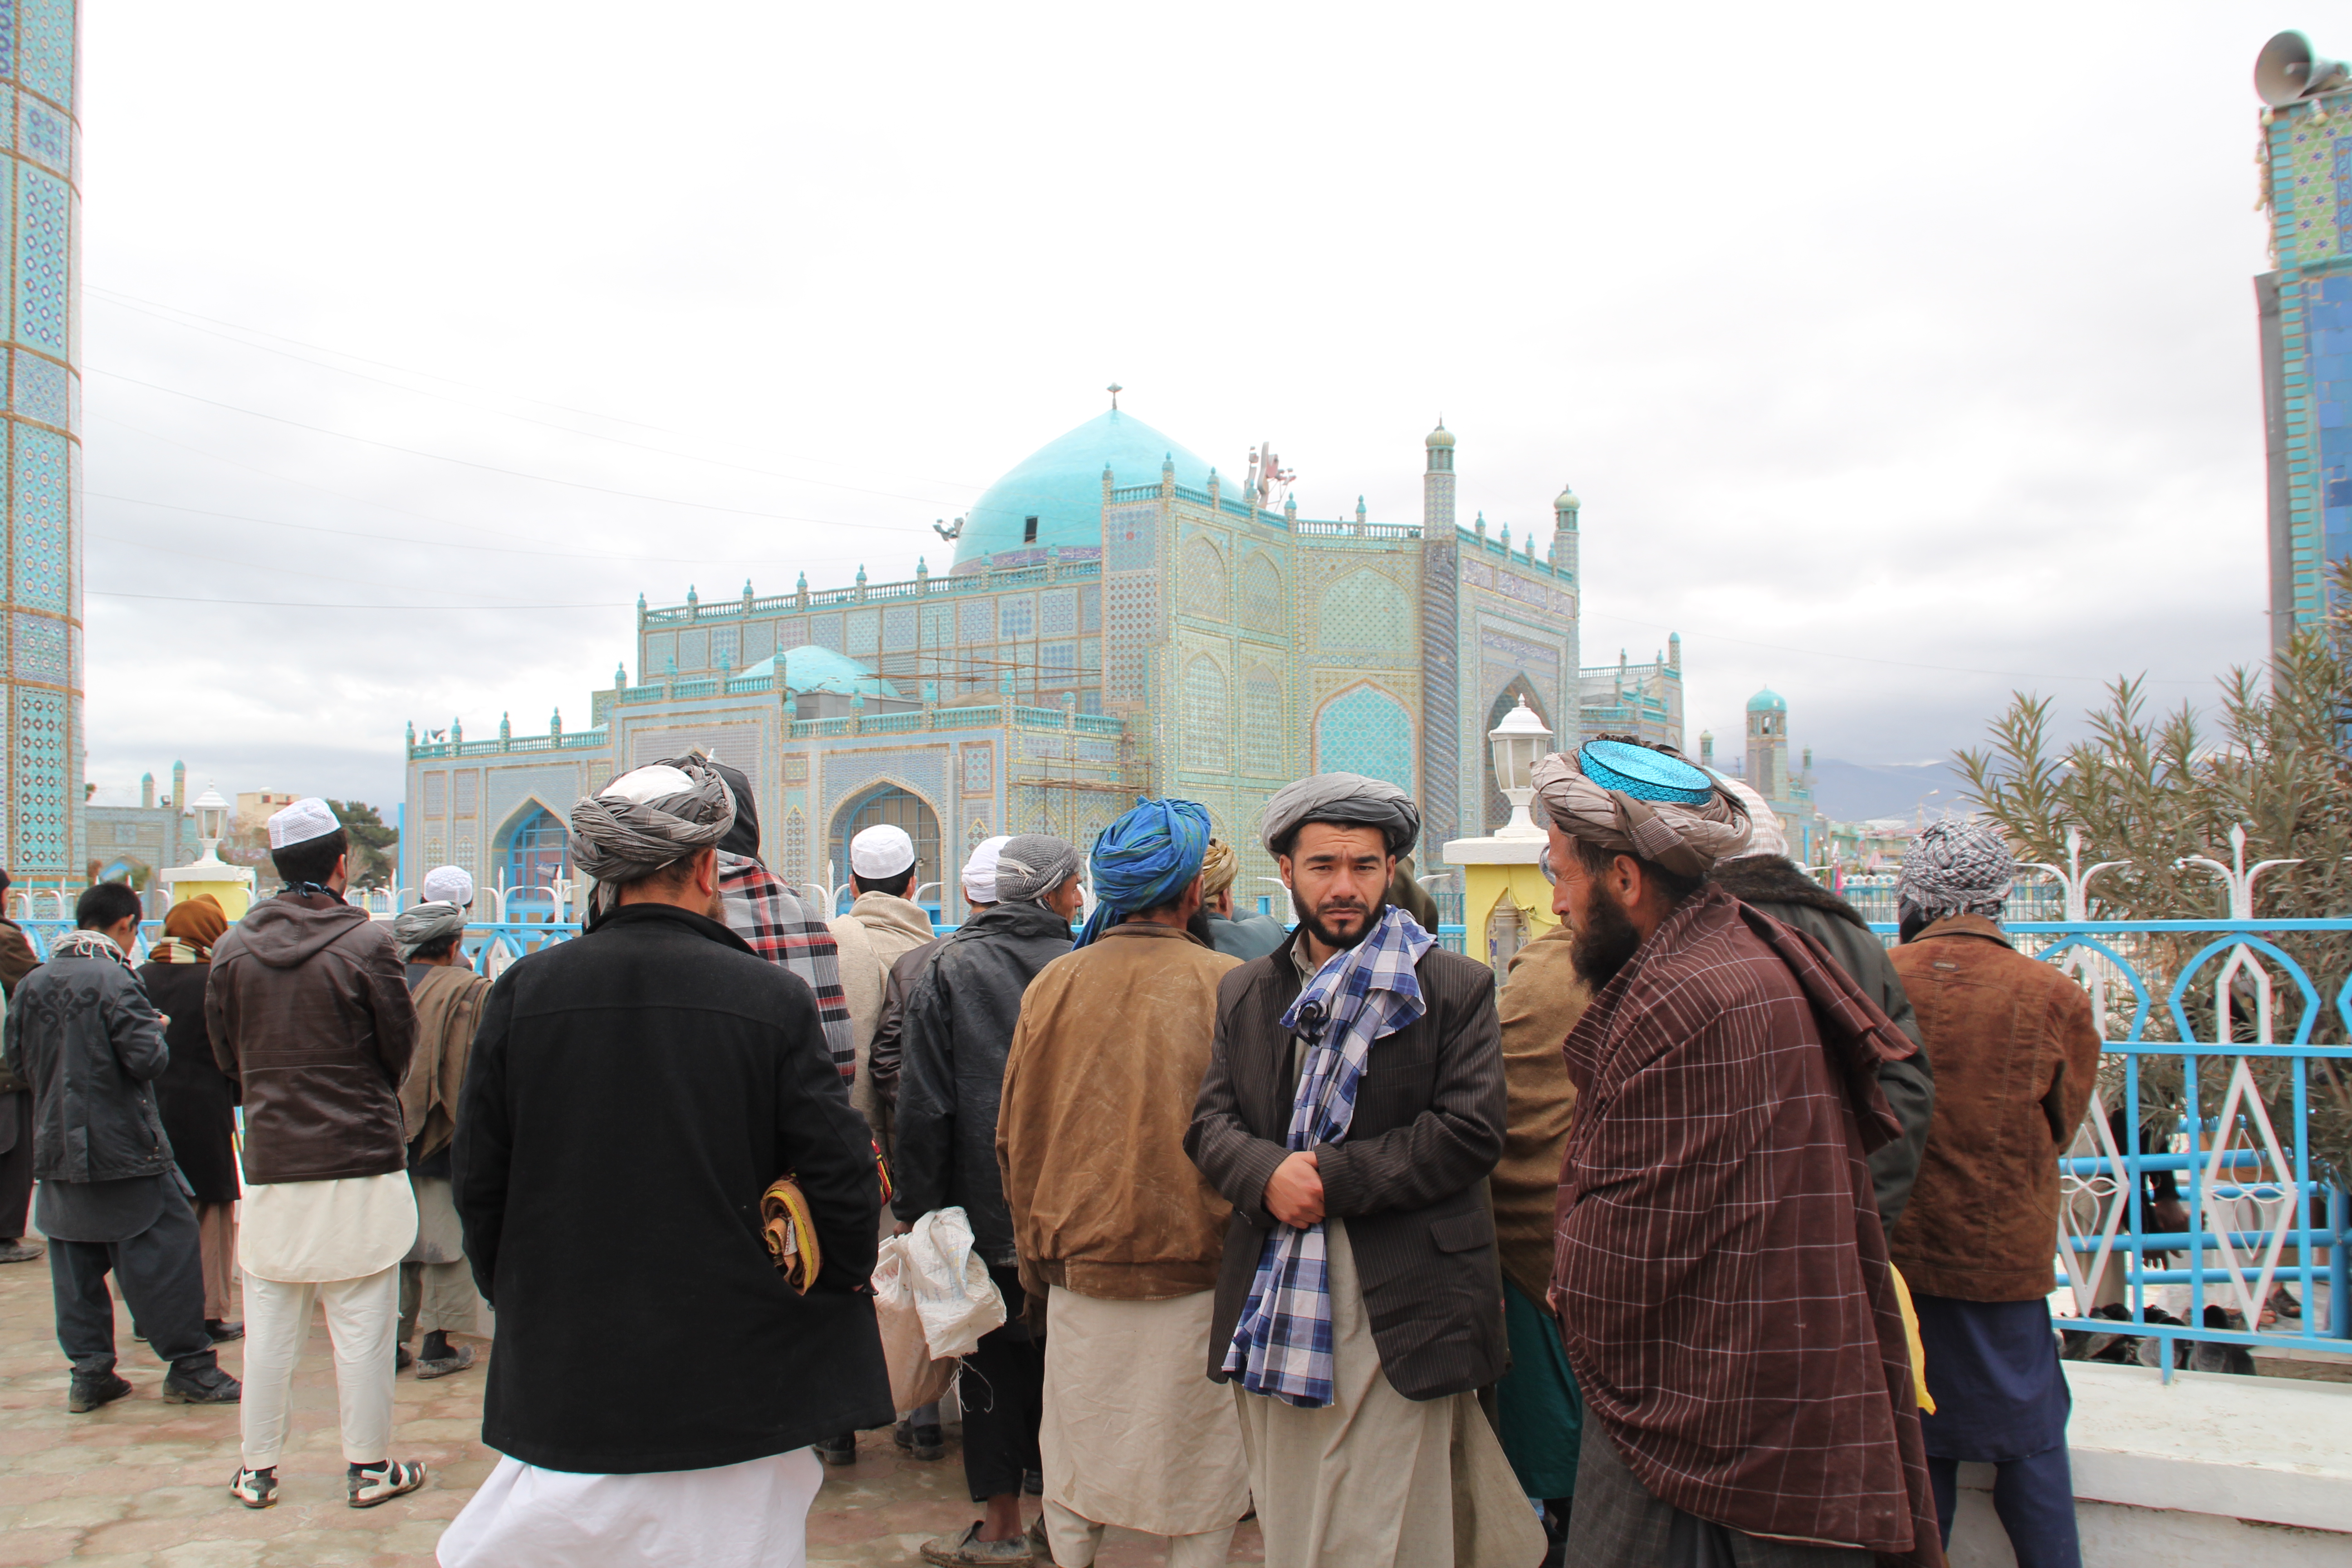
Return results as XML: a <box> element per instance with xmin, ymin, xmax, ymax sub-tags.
<box><xmin>2257</xmin><ymin>30</ymin><xmax>2350</xmax><ymax>108</ymax></box>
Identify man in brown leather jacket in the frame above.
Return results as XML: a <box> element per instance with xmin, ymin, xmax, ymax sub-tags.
<box><xmin>1888</xmin><ymin>820</ymin><xmax>2101</xmax><ymax>1568</ymax></box>
<box><xmin>206</xmin><ymin>799</ymin><xmax>426</xmax><ymax>1513</ymax></box>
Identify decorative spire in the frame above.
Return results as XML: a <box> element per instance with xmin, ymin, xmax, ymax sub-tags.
<box><xmin>615</xmin><ymin>659</ymin><xmax>628</xmax><ymax>688</ymax></box>
<box><xmin>1107</xmin><ymin>382</ymin><xmax>1122</xmax><ymax>409</ymax></box>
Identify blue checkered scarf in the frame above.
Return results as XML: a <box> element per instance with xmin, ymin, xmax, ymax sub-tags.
<box><xmin>1222</xmin><ymin>904</ymin><xmax>1435</xmax><ymax>1406</ymax></box>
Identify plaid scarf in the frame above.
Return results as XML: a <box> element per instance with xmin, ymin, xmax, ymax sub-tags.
<box><xmin>1222</xmin><ymin>905</ymin><xmax>1434</xmax><ymax>1406</ymax></box>
<box><xmin>717</xmin><ymin>852</ymin><xmax>855</xmax><ymax>1080</ymax></box>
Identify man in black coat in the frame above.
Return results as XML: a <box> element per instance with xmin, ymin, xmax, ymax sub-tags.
<box><xmin>894</xmin><ymin>832</ymin><xmax>1081</xmax><ymax>1565</ymax></box>
<box><xmin>1187</xmin><ymin>774</ymin><xmax>1543</xmax><ymax>1568</ymax></box>
<box><xmin>439</xmin><ymin>758</ymin><xmax>890</xmax><ymax>1568</ymax></box>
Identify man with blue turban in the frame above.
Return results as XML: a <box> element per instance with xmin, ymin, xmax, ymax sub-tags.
<box><xmin>995</xmin><ymin>798</ymin><xmax>1250</xmax><ymax>1568</ymax></box>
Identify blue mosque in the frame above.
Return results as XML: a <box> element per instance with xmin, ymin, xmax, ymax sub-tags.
<box><xmin>401</xmin><ymin>404</ymin><xmax>1683</xmax><ymax>917</ymax></box>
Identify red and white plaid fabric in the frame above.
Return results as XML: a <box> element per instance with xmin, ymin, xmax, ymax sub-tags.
<box><xmin>717</xmin><ymin>852</ymin><xmax>855</xmax><ymax>1081</ymax></box>
<box><xmin>1552</xmin><ymin>886</ymin><xmax>1941</xmax><ymax>1563</ymax></box>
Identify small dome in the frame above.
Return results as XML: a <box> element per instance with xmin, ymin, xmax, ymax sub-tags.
<box><xmin>1746</xmin><ymin>687</ymin><xmax>1788</xmax><ymax>713</ymax></box>
<box><xmin>1553</xmin><ymin>485</ymin><xmax>1579</xmax><ymax>511</ymax></box>
<box><xmin>739</xmin><ymin>646</ymin><xmax>902</xmax><ymax>700</ymax></box>
<box><xmin>1425</xmin><ymin>423</ymin><xmax>1455</xmax><ymax>449</ymax></box>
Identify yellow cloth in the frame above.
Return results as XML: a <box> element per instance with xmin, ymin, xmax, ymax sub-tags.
<box><xmin>1890</xmin><ymin>1265</ymin><xmax>1934</xmax><ymax>1415</ymax></box>
<box><xmin>761</xmin><ymin>1176</ymin><xmax>821</xmax><ymax>1294</ymax></box>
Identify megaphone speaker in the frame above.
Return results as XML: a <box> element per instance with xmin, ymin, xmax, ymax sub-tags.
<box><xmin>2258</xmin><ymin>30</ymin><xmax>2351</xmax><ymax>108</ymax></box>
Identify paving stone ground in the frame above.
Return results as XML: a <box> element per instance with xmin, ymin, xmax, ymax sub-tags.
<box><xmin>0</xmin><ymin>1247</ymin><xmax>1264</xmax><ymax>1565</ymax></box>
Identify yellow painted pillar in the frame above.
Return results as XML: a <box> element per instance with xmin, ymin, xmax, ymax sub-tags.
<box><xmin>1441</xmin><ymin>833</ymin><xmax>1561</xmax><ymax>966</ymax></box>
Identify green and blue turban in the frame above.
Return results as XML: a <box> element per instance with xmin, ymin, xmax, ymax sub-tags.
<box><xmin>1074</xmin><ymin>796</ymin><xmax>1213</xmax><ymax>948</ymax></box>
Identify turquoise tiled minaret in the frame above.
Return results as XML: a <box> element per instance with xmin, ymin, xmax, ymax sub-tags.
<box><xmin>0</xmin><ymin>0</ymin><xmax>79</xmax><ymax>877</ymax></box>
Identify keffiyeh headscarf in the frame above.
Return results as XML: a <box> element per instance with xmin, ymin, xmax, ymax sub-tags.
<box><xmin>1896</xmin><ymin>818</ymin><xmax>2014</xmax><ymax>924</ymax></box>
<box><xmin>1200</xmin><ymin>838</ymin><xmax>1240</xmax><ymax>901</ymax></box>
<box><xmin>1074</xmin><ymin>798</ymin><xmax>1211</xmax><ymax>947</ymax></box>
<box><xmin>1260</xmin><ymin>773</ymin><xmax>1421</xmax><ymax>857</ymax></box>
<box><xmin>393</xmin><ymin>900</ymin><xmax>470</xmax><ymax>960</ymax></box>
<box><xmin>991</xmin><ymin>834</ymin><xmax>1080</xmax><ymax>906</ymax></box>
<box><xmin>1223</xmin><ymin>905</ymin><xmax>1436</xmax><ymax>1407</ymax></box>
<box><xmin>568</xmin><ymin>755</ymin><xmax>737</xmax><ymax>914</ymax></box>
<box><xmin>1531</xmin><ymin>741</ymin><xmax>1752</xmax><ymax>877</ymax></box>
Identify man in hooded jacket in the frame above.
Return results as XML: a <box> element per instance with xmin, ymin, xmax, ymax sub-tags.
<box><xmin>206</xmin><ymin>799</ymin><xmax>426</xmax><ymax>1511</ymax></box>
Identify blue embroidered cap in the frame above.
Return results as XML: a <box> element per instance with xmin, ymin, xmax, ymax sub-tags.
<box><xmin>1578</xmin><ymin>740</ymin><xmax>1714</xmax><ymax>805</ymax></box>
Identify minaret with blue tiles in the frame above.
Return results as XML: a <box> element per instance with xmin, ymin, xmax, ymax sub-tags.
<box><xmin>0</xmin><ymin>0</ymin><xmax>80</xmax><ymax>880</ymax></box>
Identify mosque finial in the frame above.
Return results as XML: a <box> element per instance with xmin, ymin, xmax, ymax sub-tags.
<box><xmin>1107</xmin><ymin>382</ymin><xmax>1122</xmax><ymax>410</ymax></box>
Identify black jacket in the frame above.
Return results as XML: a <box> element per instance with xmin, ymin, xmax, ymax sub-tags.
<box><xmin>4</xmin><ymin>945</ymin><xmax>174</xmax><ymax>1185</ymax></box>
<box><xmin>1187</xmin><ymin>929</ymin><xmax>1508</xmax><ymax>1401</ymax></box>
<box><xmin>892</xmin><ymin>899</ymin><xmax>1072</xmax><ymax>1264</ymax></box>
<box><xmin>453</xmin><ymin>902</ymin><xmax>891</xmax><ymax>1474</ymax></box>
<box><xmin>1711</xmin><ymin>856</ymin><xmax>1936</xmax><ymax>1231</ymax></box>
<box><xmin>140</xmin><ymin>960</ymin><xmax>242</xmax><ymax>1205</ymax></box>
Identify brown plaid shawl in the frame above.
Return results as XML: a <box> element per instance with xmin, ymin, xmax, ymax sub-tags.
<box><xmin>1551</xmin><ymin>886</ymin><xmax>1941</xmax><ymax>1564</ymax></box>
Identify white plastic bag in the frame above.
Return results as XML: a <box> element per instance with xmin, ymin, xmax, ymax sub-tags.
<box><xmin>872</xmin><ymin>1236</ymin><xmax>957</xmax><ymax>1411</ymax></box>
<box><xmin>899</xmin><ymin>1205</ymin><xmax>1007</xmax><ymax>1359</ymax></box>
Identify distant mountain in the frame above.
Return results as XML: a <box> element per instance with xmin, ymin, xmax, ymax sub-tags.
<box><xmin>1806</xmin><ymin>757</ymin><xmax>1970</xmax><ymax>825</ymax></box>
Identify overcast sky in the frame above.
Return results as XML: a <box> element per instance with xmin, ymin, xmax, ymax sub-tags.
<box><xmin>78</xmin><ymin>2</ymin><xmax>2298</xmax><ymax>809</ymax></box>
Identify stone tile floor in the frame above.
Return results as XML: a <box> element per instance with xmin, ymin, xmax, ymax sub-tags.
<box><xmin>0</xmin><ymin>1248</ymin><xmax>1262</xmax><ymax>1565</ymax></box>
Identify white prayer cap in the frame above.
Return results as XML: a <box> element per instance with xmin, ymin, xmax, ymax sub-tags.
<box><xmin>601</xmin><ymin>763</ymin><xmax>698</xmax><ymax>804</ymax></box>
<box><xmin>267</xmin><ymin>797</ymin><xmax>341</xmax><ymax>849</ymax></box>
<box><xmin>422</xmin><ymin>864</ymin><xmax>475</xmax><ymax>907</ymax></box>
<box><xmin>961</xmin><ymin>835</ymin><xmax>1011</xmax><ymax>905</ymax></box>
<box><xmin>851</xmin><ymin>824</ymin><xmax>916</xmax><ymax>880</ymax></box>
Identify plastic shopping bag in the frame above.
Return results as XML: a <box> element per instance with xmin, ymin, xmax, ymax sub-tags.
<box><xmin>899</xmin><ymin>1206</ymin><xmax>1007</xmax><ymax>1359</ymax></box>
<box><xmin>872</xmin><ymin>1237</ymin><xmax>958</xmax><ymax>1411</ymax></box>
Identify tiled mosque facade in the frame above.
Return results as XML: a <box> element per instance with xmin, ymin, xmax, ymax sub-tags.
<box><xmin>403</xmin><ymin>410</ymin><xmax>1656</xmax><ymax>917</ymax></box>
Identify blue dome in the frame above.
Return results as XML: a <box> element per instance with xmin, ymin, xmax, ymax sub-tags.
<box><xmin>952</xmin><ymin>408</ymin><xmax>1221</xmax><ymax>573</ymax></box>
<box><xmin>740</xmin><ymin>646</ymin><xmax>900</xmax><ymax>699</ymax></box>
<box><xmin>1746</xmin><ymin>687</ymin><xmax>1787</xmax><ymax>713</ymax></box>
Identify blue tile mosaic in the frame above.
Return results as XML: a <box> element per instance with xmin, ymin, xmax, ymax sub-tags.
<box><xmin>16</xmin><ymin>0</ymin><xmax>67</xmax><ymax>109</ymax></box>
<box><xmin>10</xmin><ymin>607</ymin><xmax>59</xmax><ymax>679</ymax></box>
<box><xmin>14</xmin><ymin>162</ymin><xmax>64</xmax><ymax>354</ymax></box>
<box><xmin>19</xmin><ymin>94</ymin><xmax>61</xmax><ymax>173</ymax></box>
<box><xmin>13</xmin><ymin>347</ymin><xmax>62</xmax><ymax>425</ymax></box>
<box><xmin>1314</xmin><ymin>685</ymin><xmax>1414</xmax><ymax>794</ymax></box>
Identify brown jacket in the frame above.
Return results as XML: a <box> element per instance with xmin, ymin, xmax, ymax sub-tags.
<box><xmin>1888</xmin><ymin>915</ymin><xmax>2102</xmax><ymax>1301</ymax></box>
<box><xmin>206</xmin><ymin>891</ymin><xmax>417</xmax><ymax>1185</ymax></box>
<box><xmin>998</xmin><ymin>921</ymin><xmax>1239</xmax><ymax>1300</ymax></box>
<box><xmin>1493</xmin><ymin>925</ymin><xmax>1585</xmax><ymax>1307</ymax></box>
<box><xmin>400</xmin><ymin>962</ymin><xmax>490</xmax><ymax>1164</ymax></box>
<box><xmin>1187</xmin><ymin>928</ymin><xmax>1507</xmax><ymax>1401</ymax></box>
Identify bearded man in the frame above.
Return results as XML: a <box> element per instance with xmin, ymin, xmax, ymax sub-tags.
<box><xmin>1186</xmin><ymin>774</ymin><xmax>1543</xmax><ymax>1568</ymax></box>
<box><xmin>440</xmin><ymin>758</ymin><xmax>890</xmax><ymax>1566</ymax></box>
<box><xmin>998</xmin><ymin>799</ymin><xmax>1250</xmax><ymax>1568</ymax></box>
<box><xmin>1535</xmin><ymin>740</ymin><xmax>1942</xmax><ymax>1568</ymax></box>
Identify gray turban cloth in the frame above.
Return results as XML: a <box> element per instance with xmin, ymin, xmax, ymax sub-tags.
<box><xmin>568</xmin><ymin>754</ymin><xmax>738</xmax><ymax>914</ymax></box>
<box><xmin>991</xmin><ymin>834</ymin><xmax>1081</xmax><ymax>905</ymax></box>
<box><xmin>1260</xmin><ymin>773</ymin><xmax>1421</xmax><ymax>857</ymax></box>
<box><xmin>1896</xmin><ymin>818</ymin><xmax>2015</xmax><ymax>924</ymax></box>
<box><xmin>392</xmin><ymin>900</ymin><xmax>469</xmax><ymax>959</ymax></box>
<box><xmin>1529</xmin><ymin>744</ymin><xmax>1752</xmax><ymax>879</ymax></box>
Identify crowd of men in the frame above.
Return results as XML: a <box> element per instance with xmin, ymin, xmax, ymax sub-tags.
<box><xmin>0</xmin><ymin>734</ymin><xmax>2107</xmax><ymax>1568</ymax></box>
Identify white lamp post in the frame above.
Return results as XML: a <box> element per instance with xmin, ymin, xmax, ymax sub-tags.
<box><xmin>191</xmin><ymin>786</ymin><xmax>229</xmax><ymax>862</ymax></box>
<box><xmin>157</xmin><ymin>780</ymin><xmax>258</xmax><ymax>918</ymax></box>
<box><xmin>1488</xmin><ymin>696</ymin><xmax>1553</xmax><ymax>840</ymax></box>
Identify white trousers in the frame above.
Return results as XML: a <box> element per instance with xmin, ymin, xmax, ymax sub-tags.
<box><xmin>240</xmin><ymin>1265</ymin><xmax>400</xmax><ymax>1469</ymax></box>
<box><xmin>438</xmin><ymin>1449</ymin><xmax>823</xmax><ymax>1568</ymax></box>
<box><xmin>1042</xmin><ymin>1498</ymin><xmax>1236</xmax><ymax>1567</ymax></box>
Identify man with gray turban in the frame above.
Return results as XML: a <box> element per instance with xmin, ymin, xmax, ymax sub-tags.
<box><xmin>391</xmin><ymin>890</ymin><xmax>489</xmax><ymax>1382</ymax></box>
<box><xmin>1534</xmin><ymin>739</ymin><xmax>1940</xmax><ymax>1566</ymax></box>
<box><xmin>1888</xmin><ymin>819</ymin><xmax>2099</xmax><ymax>1566</ymax></box>
<box><xmin>1188</xmin><ymin>774</ymin><xmax>1541</xmax><ymax>1568</ymax></box>
<box><xmin>894</xmin><ymin>834</ymin><xmax>1081</xmax><ymax>1562</ymax></box>
<box><xmin>441</xmin><ymin>763</ymin><xmax>890</xmax><ymax>1564</ymax></box>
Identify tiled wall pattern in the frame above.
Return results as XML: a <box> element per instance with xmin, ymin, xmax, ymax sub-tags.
<box><xmin>2</xmin><ymin>0</ymin><xmax>76</xmax><ymax>875</ymax></box>
<box><xmin>2264</xmin><ymin>97</ymin><xmax>2352</xmax><ymax>639</ymax></box>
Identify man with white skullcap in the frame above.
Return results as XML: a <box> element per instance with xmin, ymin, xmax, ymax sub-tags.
<box><xmin>206</xmin><ymin>798</ymin><xmax>427</xmax><ymax>1510</ymax></box>
<box><xmin>438</xmin><ymin>757</ymin><xmax>890</xmax><ymax>1567</ymax></box>
<box><xmin>896</xmin><ymin>833</ymin><xmax>1082</xmax><ymax>1563</ymax></box>
<box><xmin>1887</xmin><ymin>819</ymin><xmax>2100</xmax><ymax>1567</ymax></box>
<box><xmin>1187</xmin><ymin>774</ymin><xmax>1541</xmax><ymax>1568</ymax></box>
<box><xmin>421</xmin><ymin>865</ymin><xmax>474</xmax><ymax>909</ymax></box>
<box><xmin>1531</xmin><ymin>740</ymin><xmax>1939</xmax><ymax>1566</ymax></box>
<box><xmin>827</xmin><ymin>822</ymin><xmax>932</xmax><ymax>1151</ymax></box>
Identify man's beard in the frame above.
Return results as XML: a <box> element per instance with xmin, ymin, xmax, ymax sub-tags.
<box><xmin>1570</xmin><ymin>881</ymin><xmax>1645</xmax><ymax>989</ymax></box>
<box><xmin>1293</xmin><ymin>888</ymin><xmax>1385</xmax><ymax>951</ymax></box>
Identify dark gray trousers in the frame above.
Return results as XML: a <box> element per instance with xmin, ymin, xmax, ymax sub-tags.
<box><xmin>1566</xmin><ymin>1417</ymin><xmax>1872</xmax><ymax>1568</ymax></box>
<box><xmin>49</xmin><ymin>1182</ymin><xmax>217</xmax><ymax>1378</ymax></box>
<box><xmin>0</xmin><ymin>1092</ymin><xmax>33</xmax><ymax>1239</ymax></box>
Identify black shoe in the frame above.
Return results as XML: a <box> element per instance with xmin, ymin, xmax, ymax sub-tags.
<box><xmin>68</xmin><ymin>1370</ymin><xmax>133</xmax><ymax>1412</ymax></box>
<box><xmin>1023</xmin><ymin>1467</ymin><xmax>1043</xmax><ymax>1495</ymax></box>
<box><xmin>162</xmin><ymin>1365</ymin><xmax>241</xmax><ymax>1404</ymax></box>
<box><xmin>894</xmin><ymin>1419</ymin><xmax>946</xmax><ymax>1461</ymax></box>
<box><xmin>0</xmin><ymin>1238</ymin><xmax>42</xmax><ymax>1264</ymax></box>
<box><xmin>206</xmin><ymin>1319</ymin><xmax>245</xmax><ymax>1343</ymax></box>
<box><xmin>815</xmin><ymin>1432</ymin><xmax>858</xmax><ymax>1467</ymax></box>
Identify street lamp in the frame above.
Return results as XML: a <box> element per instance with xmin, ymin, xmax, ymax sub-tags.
<box><xmin>1489</xmin><ymin>696</ymin><xmax>1553</xmax><ymax>840</ymax></box>
<box><xmin>158</xmin><ymin>780</ymin><xmax>258</xmax><ymax>918</ymax></box>
<box><xmin>191</xmin><ymin>785</ymin><xmax>230</xmax><ymax>860</ymax></box>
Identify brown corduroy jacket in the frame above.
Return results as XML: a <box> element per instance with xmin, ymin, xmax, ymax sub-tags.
<box><xmin>1887</xmin><ymin>915</ymin><xmax>2103</xmax><ymax>1301</ymax></box>
<box><xmin>997</xmin><ymin>921</ymin><xmax>1240</xmax><ymax>1301</ymax></box>
<box><xmin>400</xmin><ymin>961</ymin><xmax>490</xmax><ymax>1165</ymax></box>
